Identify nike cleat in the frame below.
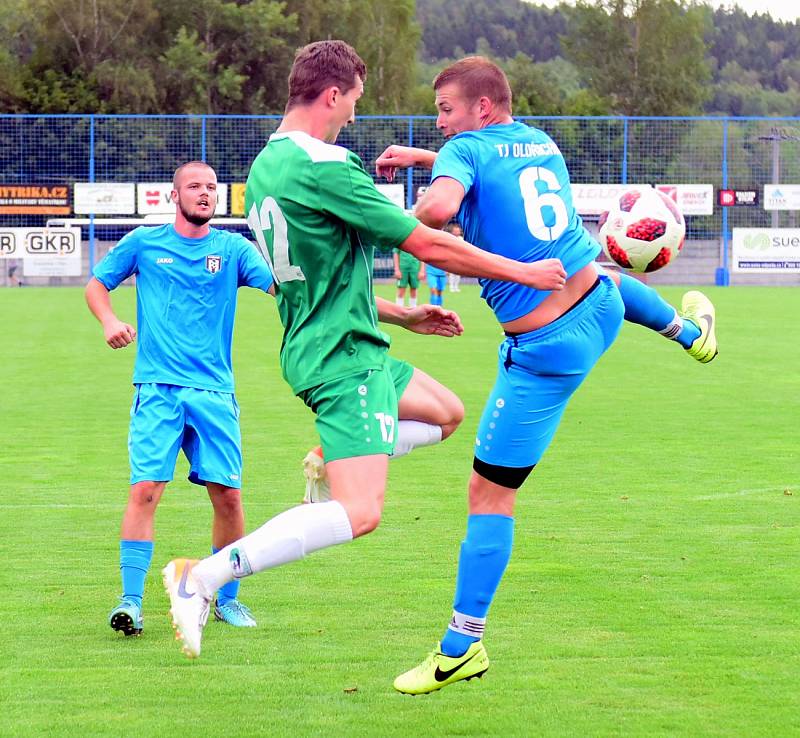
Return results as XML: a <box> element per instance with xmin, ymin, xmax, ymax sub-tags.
<box><xmin>302</xmin><ymin>446</ymin><xmax>330</xmax><ymax>503</ymax></box>
<box><xmin>214</xmin><ymin>599</ymin><xmax>257</xmax><ymax>627</ymax></box>
<box><xmin>162</xmin><ymin>559</ymin><xmax>210</xmax><ymax>658</ymax></box>
<box><xmin>108</xmin><ymin>597</ymin><xmax>143</xmax><ymax>637</ymax></box>
<box><xmin>681</xmin><ymin>290</ymin><xmax>718</xmax><ymax>364</ymax></box>
<box><xmin>393</xmin><ymin>641</ymin><xmax>489</xmax><ymax>695</ymax></box>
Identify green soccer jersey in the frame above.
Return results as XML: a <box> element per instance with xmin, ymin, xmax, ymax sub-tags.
<box><xmin>394</xmin><ymin>248</ymin><xmax>420</xmax><ymax>272</ymax></box>
<box><xmin>245</xmin><ymin>130</ymin><xmax>419</xmax><ymax>394</ymax></box>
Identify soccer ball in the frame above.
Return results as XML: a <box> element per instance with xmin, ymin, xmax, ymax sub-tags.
<box><xmin>598</xmin><ymin>188</ymin><xmax>686</xmax><ymax>273</ymax></box>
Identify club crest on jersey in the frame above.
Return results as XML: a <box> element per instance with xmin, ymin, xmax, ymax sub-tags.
<box><xmin>206</xmin><ymin>255</ymin><xmax>222</xmax><ymax>273</ymax></box>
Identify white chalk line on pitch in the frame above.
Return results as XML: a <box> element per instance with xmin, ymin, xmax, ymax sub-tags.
<box><xmin>0</xmin><ymin>502</ymin><xmax>291</xmax><ymax>509</ymax></box>
<box><xmin>693</xmin><ymin>485</ymin><xmax>795</xmax><ymax>501</ymax></box>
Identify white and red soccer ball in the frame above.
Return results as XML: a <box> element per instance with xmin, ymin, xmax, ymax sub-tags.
<box><xmin>598</xmin><ymin>188</ymin><xmax>686</xmax><ymax>273</ymax></box>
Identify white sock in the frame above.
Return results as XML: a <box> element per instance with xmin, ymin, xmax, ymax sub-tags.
<box><xmin>395</xmin><ymin>296</ymin><xmax>404</xmax><ymax>306</ymax></box>
<box><xmin>658</xmin><ymin>309</ymin><xmax>683</xmax><ymax>340</ymax></box>
<box><xmin>390</xmin><ymin>420</ymin><xmax>443</xmax><ymax>459</ymax></box>
<box><xmin>193</xmin><ymin>501</ymin><xmax>353</xmax><ymax>593</ymax></box>
<box><xmin>409</xmin><ymin>297</ymin><xmax>417</xmax><ymax>307</ymax></box>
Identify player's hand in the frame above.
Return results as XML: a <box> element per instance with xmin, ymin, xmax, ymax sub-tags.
<box><xmin>403</xmin><ymin>304</ymin><xmax>464</xmax><ymax>337</ymax></box>
<box><xmin>393</xmin><ymin>270</ymin><xmax>402</xmax><ymax>280</ymax></box>
<box><xmin>376</xmin><ymin>146</ymin><xmax>421</xmax><ymax>181</ymax></box>
<box><xmin>103</xmin><ymin>319</ymin><xmax>136</xmax><ymax>349</ymax></box>
<box><xmin>523</xmin><ymin>258</ymin><xmax>567</xmax><ymax>291</ymax></box>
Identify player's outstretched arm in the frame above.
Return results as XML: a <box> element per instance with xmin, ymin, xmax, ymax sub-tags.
<box><xmin>376</xmin><ymin>146</ymin><xmax>437</xmax><ymax>182</ymax></box>
<box><xmin>376</xmin><ymin>297</ymin><xmax>464</xmax><ymax>338</ymax></box>
<box><xmin>85</xmin><ymin>277</ymin><xmax>137</xmax><ymax>349</ymax></box>
<box><xmin>400</xmin><ymin>226</ymin><xmax>566</xmax><ymax>292</ymax></box>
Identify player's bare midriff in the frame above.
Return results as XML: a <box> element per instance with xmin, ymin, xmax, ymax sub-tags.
<box><xmin>500</xmin><ymin>262</ymin><xmax>599</xmax><ymax>334</ymax></box>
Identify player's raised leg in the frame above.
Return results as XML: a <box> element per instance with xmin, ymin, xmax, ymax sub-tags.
<box><xmin>607</xmin><ymin>270</ymin><xmax>718</xmax><ymax>362</ymax></box>
<box><xmin>303</xmin><ymin>363</ymin><xmax>464</xmax><ymax>502</ymax></box>
<box><xmin>680</xmin><ymin>290</ymin><xmax>718</xmax><ymax>363</ymax></box>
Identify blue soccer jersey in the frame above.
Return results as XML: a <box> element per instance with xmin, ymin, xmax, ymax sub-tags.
<box><xmin>93</xmin><ymin>224</ymin><xmax>274</xmax><ymax>392</ymax></box>
<box><xmin>432</xmin><ymin>121</ymin><xmax>600</xmax><ymax>323</ymax></box>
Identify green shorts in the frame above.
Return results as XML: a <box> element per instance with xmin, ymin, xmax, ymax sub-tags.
<box><xmin>299</xmin><ymin>356</ymin><xmax>414</xmax><ymax>462</ymax></box>
<box><xmin>397</xmin><ymin>266</ymin><xmax>420</xmax><ymax>289</ymax></box>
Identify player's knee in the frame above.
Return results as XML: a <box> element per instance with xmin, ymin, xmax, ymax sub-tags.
<box><xmin>210</xmin><ymin>487</ymin><xmax>243</xmax><ymax>519</ymax></box>
<box><xmin>128</xmin><ymin>481</ymin><xmax>164</xmax><ymax>508</ymax></box>
<box><xmin>341</xmin><ymin>497</ymin><xmax>383</xmax><ymax>538</ymax></box>
<box><xmin>441</xmin><ymin>395</ymin><xmax>465</xmax><ymax>440</ymax></box>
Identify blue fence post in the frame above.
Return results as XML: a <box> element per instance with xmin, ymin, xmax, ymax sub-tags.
<box><xmin>621</xmin><ymin>117</ymin><xmax>629</xmax><ymax>184</ymax></box>
<box><xmin>406</xmin><ymin>117</ymin><xmax>414</xmax><ymax>210</ymax></box>
<box><xmin>716</xmin><ymin>118</ymin><xmax>730</xmax><ymax>286</ymax></box>
<box><xmin>201</xmin><ymin>116</ymin><xmax>207</xmax><ymax>162</ymax></box>
<box><xmin>88</xmin><ymin>114</ymin><xmax>96</xmax><ymax>272</ymax></box>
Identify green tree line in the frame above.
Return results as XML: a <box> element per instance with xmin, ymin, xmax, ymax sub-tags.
<box><xmin>0</xmin><ymin>0</ymin><xmax>798</xmax><ymax>116</ymax></box>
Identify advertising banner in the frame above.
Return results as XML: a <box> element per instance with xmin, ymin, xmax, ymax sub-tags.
<box><xmin>763</xmin><ymin>184</ymin><xmax>800</xmax><ymax>211</ymax></box>
<box><xmin>230</xmin><ymin>183</ymin><xmax>246</xmax><ymax>217</ymax></box>
<box><xmin>376</xmin><ymin>183</ymin><xmax>405</xmax><ymax>210</ymax></box>
<box><xmin>137</xmin><ymin>183</ymin><xmax>228</xmax><ymax>215</ymax></box>
<box><xmin>656</xmin><ymin>184</ymin><xmax>714</xmax><ymax>215</ymax></box>
<box><xmin>23</xmin><ymin>256</ymin><xmax>83</xmax><ymax>277</ymax></box>
<box><xmin>0</xmin><ymin>227</ymin><xmax>81</xmax><ymax>259</ymax></box>
<box><xmin>0</xmin><ymin>184</ymin><xmax>70</xmax><ymax>214</ymax></box>
<box><xmin>571</xmin><ymin>184</ymin><xmax>651</xmax><ymax>216</ymax></box>
<box><xmin>74</xmin><ymin>183</ymin><xmax>136</xmax><ymax>214</ymax></box>
<box><xmin>719</xmin><ymin>189</ymin><xmax>758</xmax><ymax>207</ymax></box>
<box><xmin>732</xmin><ymin>228</ymin><xmax>800</xmax><ymax>272</ymax></box>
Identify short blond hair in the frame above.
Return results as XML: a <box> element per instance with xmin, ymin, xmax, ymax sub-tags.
<box><xmin>434</xmin><ymin>56</ymin><xmax>512</xmax><ymax>112</ymax></box>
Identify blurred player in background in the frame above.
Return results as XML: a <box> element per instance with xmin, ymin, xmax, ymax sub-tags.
<box><xmin>161</xmin><ymin>40</ymin><xmax>567</xmax><ymax>660</ymax></box>
<box><xmin>85</xmin><ymin>161</ymin><xmax>274</xmax><ymax>637</ymax></box>
<box><xmin>446</xmin><ymin>223</ymin><xmax>463</xmax><ymax>292</ymax></box>
<box><xmin>424</xmin><ymin>259</ymin><xmax>447</xmax><ymax>306</ymax></box>
<box><xmin>393</xmin><ymin>246</ymin><xmax>425</xmax><ymax>307</ymax></box>
<box><xmin>376</xmin><ymin>56</ymin><xmax>716</xmax><ymax>694</ymax></box>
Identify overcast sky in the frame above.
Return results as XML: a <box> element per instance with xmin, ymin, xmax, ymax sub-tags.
<box><xmin>529</xmin><ymin>1</ymin><xmax>799</xmax><ymax>23</ymax></box>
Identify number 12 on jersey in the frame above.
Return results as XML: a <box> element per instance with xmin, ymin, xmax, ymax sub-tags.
<box><xmin>247</xmin><ymin>197</ymin><xmax>305</xmax><ymax>284</ymax></box>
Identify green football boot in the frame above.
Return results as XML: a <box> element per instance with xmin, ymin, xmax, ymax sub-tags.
<box><xmin>680</xmin><ymin>290</ymin><xmax>718</xmax><ymax>363</ymax></box>
<box><xmin>393</xmin><ymin>641</ymin><xmax>489</xmax><ymax>695</ymax></box>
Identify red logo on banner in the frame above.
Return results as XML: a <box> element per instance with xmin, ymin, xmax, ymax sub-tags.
<box><xmin>719</xmin><ymin>190</ymin><xmax>735</xmax><ymax>206</ymax></box>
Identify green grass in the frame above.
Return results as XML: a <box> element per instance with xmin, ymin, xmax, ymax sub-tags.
<box><xmin>0</xmin><ymin>284</ymin><xmax>798</xmax><ymax>737</ymax></box>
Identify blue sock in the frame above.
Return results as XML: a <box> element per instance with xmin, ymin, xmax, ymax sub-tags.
<box><xmin>119</xmin><ymin>540</ymin><xmax>153</xmax><ymax>608</ymax></box>
<box><xmin>213</xmin><ymin>546</ymin><xmax>241</xmax><ymax>605</ymax></box>
<box><xmin>617</xmin><ymin>273</ymin><xmax>700</xmax><ymax>349</ymax></box>
<box><xmin>440</xmin><ymin>514</ymin><xmax>514</xmax><ymax>657</ymax></box>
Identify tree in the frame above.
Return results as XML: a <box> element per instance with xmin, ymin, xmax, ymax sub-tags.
<box><xmin>562</xmin><ymin>0</ymin><xmax>710</xmax><ymax>115</ymax></box>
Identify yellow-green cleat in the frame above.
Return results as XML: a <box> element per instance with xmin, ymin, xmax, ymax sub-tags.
<box><xmin>680</xmin><ymin>290</ymin><xmax>718</xmax><ymax>363</ymax></box>
<box><xmin>393</xmin><ymin>641</ymin><xmax>489</xmax><ymax>695</ymax></box>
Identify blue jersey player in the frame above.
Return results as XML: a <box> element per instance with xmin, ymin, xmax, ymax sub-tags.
<box><xmin>376</xmin><ymin>57</ymin><xmax>717</xmax><ymax>694</ymax></box>
<box><xmin>424</xmin><ymin>261</ymin><xmax>447</xmax><ymax>306</ymax></box>
<box><xmin>85</xmin><ymin>161</ymin><xmax>274</xmax><ymax>637</ymax></box>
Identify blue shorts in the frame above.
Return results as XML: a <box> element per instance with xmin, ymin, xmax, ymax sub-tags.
<box><xmin>427</xmin><ymin>273</ymin><xmax>446</xmax><ymax>292</ymax></box>
<box><xmin>474</xmin><ymin>275</ymin><xmax>623</xmax><ymax>469</ymax></box>
<box><xmin>128</xmin><ymin>383</ymin><xmax>242</xmax><ymax>488</ymax></box>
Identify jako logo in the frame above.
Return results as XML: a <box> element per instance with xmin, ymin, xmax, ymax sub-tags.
<box><xmin>156</xmin><ymin>257</ymin><xmax>173</xmax><ymax>264</ymax></box>
<box><xmin>743</xmin><ymin>233</ymin><xmax>770</xmax><ymax>250</ymax></box>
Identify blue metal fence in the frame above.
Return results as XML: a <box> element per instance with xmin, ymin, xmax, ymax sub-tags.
<box><xmin>2</xmin><ymin>114</ymin><xmax>799</xmax><ymax>285</ymax></box>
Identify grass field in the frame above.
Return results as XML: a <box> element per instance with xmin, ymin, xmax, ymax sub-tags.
<box><xmin>1</xmin><ymin>283</ymin><xmax>798</xmax><ymax>737</ymax></box>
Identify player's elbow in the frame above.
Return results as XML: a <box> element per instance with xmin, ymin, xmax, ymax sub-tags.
<box><xmin>415</xmin><ymin>198</ymin><xmax>455</xmax><ymax>230</ymax></box>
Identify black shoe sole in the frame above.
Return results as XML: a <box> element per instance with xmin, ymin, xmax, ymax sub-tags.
<box><xmin>110</xmin><ymin>612</ymin><xmax>143</xmax><ymax>637</ymax></box>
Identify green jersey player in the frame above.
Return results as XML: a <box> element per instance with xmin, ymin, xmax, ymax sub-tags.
<box><xmin>162</xmin><ymin>39</ymin><xmax>566</xmax><ymax>661</ymax></box>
